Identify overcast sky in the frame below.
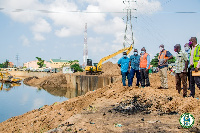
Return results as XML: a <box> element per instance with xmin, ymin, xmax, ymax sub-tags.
<box><xmin>0</xmin><ymin>0</ymin><xmax>200</xmax><ymax>66</ymax></box>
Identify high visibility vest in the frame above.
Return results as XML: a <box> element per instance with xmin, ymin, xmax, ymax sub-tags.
<box><xmin>140</xmin><ymin>53</ymin><xmax>150</xmax><ymax>69</ymax></box>
<box><xmin>158</xmin><ymin>50</ymin><xmax>168</xmax><ymax>66</ymax></box>
<box><xmin>191</xmin><ymin>44</ymin><xmax>200</xmax><ymax>68</ymax></box>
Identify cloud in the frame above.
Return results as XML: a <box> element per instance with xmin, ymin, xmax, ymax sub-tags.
<box><xmin>20</xmin><ymin>35</ymin><xmax>30</xmax><ymax>47</ymax></box>
<box><xmin>31</xmin><ymin>18</ymin><xmax>51</xmax><ymax>33</ymax></box>
<box><xmin>34</xmin><ymin>33</ymin><xmax>45</xmax><ymax>41</ymax></box>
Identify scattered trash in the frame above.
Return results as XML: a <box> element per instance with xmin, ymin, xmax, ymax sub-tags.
<box><xmin>114</xmin><ymin>124</ymin><xmax>123</xmax><ymax>127</ymax></box>
<box><xmin>196</xmin><ymin>98</ymin><xmax>199</xmax><ymax>100</ymax></box>
<box><xmin>90</xmin><ymin>122</ymin><xmax>95</xmax><ymax>124</ymax></box>
<box><xmin>141</xmin><ymin>118</ymin><xmax>144</xmax><ymax>121</ymax></box>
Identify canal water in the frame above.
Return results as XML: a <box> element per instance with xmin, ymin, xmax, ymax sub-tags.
<box><xmin>0</xmin><ymin>82</ymin><xmax>78</xmax><ymax>123</ymax></box>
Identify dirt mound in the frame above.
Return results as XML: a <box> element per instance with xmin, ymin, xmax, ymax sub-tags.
<box><xmin>102</xmin><ymin>61</ymin><xmax>121</xmax><ymax>76</ymax></box>
<box><xmin>23</xmin><ymin>73</ymin><xmax>68</xmax><ymax>88</ymax></box>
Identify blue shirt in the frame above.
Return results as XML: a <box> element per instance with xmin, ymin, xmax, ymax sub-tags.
<box><xmin>130</xmin><ymin>54</ymin><xmax>140</xmax><ymax>70</ymax></box>
<box><xmin>118</xmin><ymin>56</ymin><xmax>130</xmax><ymax>72</ymax></box>
<box><xmin>158</xmin><ymin>50</ymin><xmax>173</xmax><ymax>69</ymax></box>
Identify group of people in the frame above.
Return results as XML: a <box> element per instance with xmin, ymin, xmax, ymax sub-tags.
<box><xmin>118</xmin><ymin>37</ymin><xmax>200</xmax><ymax>98</ymax></box>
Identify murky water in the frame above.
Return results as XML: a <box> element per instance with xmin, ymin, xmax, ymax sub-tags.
<box><xmin>0</xmin><ymin>82</ymin><xmax>76</xmax><ymax>123</ymax></box>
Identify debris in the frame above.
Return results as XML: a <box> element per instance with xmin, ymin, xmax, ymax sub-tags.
<box><xmin>114</xmin><ymin>124</ymin><xmax>123</xmax><ymax>127</ymax></box>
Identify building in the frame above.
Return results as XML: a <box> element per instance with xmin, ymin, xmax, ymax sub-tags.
<box><xmin>23</xmin><ymin>60</ymin><xmax>51</xmax><ymax>69</ymax></box>
<box><xmin>8</xmin><ymin>62</ymin><xmax>14</xmax><ymax>68</ymax></box>
<box><xmin>50</xmin><ymin>59</ymin><xmax>70</xmax><ymax>68</ymax></box>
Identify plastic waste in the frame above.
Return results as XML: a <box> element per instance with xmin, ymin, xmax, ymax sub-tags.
<box><xmin>114</xmin><ymin>124</ymin><xmax>123</xmax><ymax>127</ymax></box>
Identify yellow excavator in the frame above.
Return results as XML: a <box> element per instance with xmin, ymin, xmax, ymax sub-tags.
<box><xmin>0</xmin><ymin>72</ymin><xmax>22</xmax><ymax>83</ymax></box>
<box><xmin>85</xmin><ymin>44</ymin><xmax>133</xmax><ymax>75</ymax></box>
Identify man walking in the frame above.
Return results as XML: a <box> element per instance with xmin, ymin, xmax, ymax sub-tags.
<box><xmin>129</xmin><ymin>49</ymin><xmax>141</xmax><ymax>87</ymax></box>
<box><xmin>174</xmin><ymin>44</ymin><xmax>188</xmax><ymax>97</ymax></box>
<box><xmin>118</xmin><ymin>52</ymin><xmax>131</xmax><ymax>86</ymax></box>
<box><xmin>158</xmin><ymin>44</ymin><xmax>173</xmax><ymax>89</ymax></box>
<box><xmin>189</xmin><ymin>37</ymin><xmax>200</xmax><ymax>97</ymax></box>
<box><xmin>140</xmin><ymin>47</ymin><xmax>150</xmax><ymax>87</ymax></box>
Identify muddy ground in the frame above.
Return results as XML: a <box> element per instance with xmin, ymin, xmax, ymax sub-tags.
<box><xmin>0</xmin><ymin>62</ymin><xmax>200</xmax><ymax>133</ymax></box>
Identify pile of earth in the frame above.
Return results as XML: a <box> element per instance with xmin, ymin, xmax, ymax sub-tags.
<box><xmin>1</xmin><ymin>72</ymin><xmax>200</xmax><ymax>133</ymax></box>
<box><xmin>23</xmin><ymin>73</ymin><xmax>68</xmax><ymax>88</ymax></box>
<box><xmin>101</xmin><ymin>61</ymin><xmax>121</xmax><ymax>76</ymax></box>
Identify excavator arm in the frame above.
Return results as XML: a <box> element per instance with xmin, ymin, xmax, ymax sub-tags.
<box><xmin>97</xmin><ymin>44</ymin><xmax>133</xmax><ymax>71</ymax></box>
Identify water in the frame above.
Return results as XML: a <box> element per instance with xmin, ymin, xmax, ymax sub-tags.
<box><xmin>0</xmin><ymin>82</ymin><xmax>70</xmax><ymax>123</ymax></box>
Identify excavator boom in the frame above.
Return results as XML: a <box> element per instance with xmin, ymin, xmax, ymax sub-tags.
<box><xmin>97</xmin><ymin>44</ymin><xmax>133</xmax><ymax>71</ymax></box>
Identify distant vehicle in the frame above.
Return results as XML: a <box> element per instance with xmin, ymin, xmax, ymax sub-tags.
<box><xmin>44</xmin><ymin>68</ymin><xmax>50</xmax><ymax>72</ymax></box>
<box><xmin>50</xmin><ymin>68</ymin><xmax>59</xmax><ymax>73</ymax></box>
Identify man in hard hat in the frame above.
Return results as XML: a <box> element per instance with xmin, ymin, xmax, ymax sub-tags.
<box><xmin>158</xmin><ymin>44</ymin><xmax>173</xmax><ymax>89</ymax></box>
<box><xmin>189</xmin><ymin>37</ymin><xmax>200</xmax><ymax>97</ymax></box>
<box><xmin>140</xmin><ymin>47</ymin><xmax>150</xmax><ymax>87</ymax></box>
<box><xmin>118</xmin><ymin>52</ymin><xmax>131</xmax><ymax>86</ymax></box>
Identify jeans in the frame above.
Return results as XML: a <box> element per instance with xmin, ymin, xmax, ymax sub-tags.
<box><xmin>129</xmin><ymin>68</ymin><xmax>140</xmax><ymax>86</ymax></box>
<box><xmin>121</xmin><ymin>71</ymin><xmax>131</xmax><ymax>86</ymax></box>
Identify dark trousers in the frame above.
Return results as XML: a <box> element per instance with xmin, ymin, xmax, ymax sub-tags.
<box><xmin>129</xmin><ymin>68</ymin><xmax>140</xmax><ymax>86</ymax></box>
<box><xmin>190</xmin><ymin>68</ymin><xmax>200</xmax><ymax>97</ymax></box>
<box><xmin>187</xmin><ymin>67</ymin><xmax>191</xmax><ymax>89</ymax></box>
<box><xmin>121</xmin><ymin>71</ymin><xmax>131</xmax><ymax>86</ymax></box>
<box><xmin>140</xmin><ymin>69</ymin><xmax>150</xmax><ymax>87</ymax></box>
<box><xmin>175</xmin><ymin>72</ymin><xmax>187</xmax><ymax>96</ymax></box>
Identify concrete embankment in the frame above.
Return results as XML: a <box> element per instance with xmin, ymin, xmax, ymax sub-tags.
<box><xmin>11</xmin><ymin>71</ymin><xmax>119</xmax><ymax>95</ymax></box>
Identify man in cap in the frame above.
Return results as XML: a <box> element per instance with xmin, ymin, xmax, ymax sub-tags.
<box><xmin>174</xmin><ymin>44</ymin><xmax>188</xmax><ymax>97</ymax></box>
<box><xmin>118</xmin><ymin>52</ymin><xmax>131</xmax><ymax>86</ymax></box>
<box><xmin>140</xmin><ymin>47</ymin><xmax>150</xmax><ymax>87</ymax></box>
<box><xmin>129</xmin><ymin>49</ymin><xmax>141</xmax><ymax>87</ymax></box>
<box><xmin>158</xmin><ymin>44</ymin><xmax>173</xmax><ymax>89</ymax></box>
<box><xmin>189</xmin><ymin>37</ymin><xmax>200</xmax><ymax>97</ymax></box>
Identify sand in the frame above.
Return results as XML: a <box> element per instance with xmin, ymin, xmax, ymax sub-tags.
<box><xmin>0</xmin><ymin>62</ymin><xmax>200</xmax><ymax>133</ymax></box>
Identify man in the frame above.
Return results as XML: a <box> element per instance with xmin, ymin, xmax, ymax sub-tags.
<box><xmin>140</xmin><ymin>47</ymin><xmax>150</xmax><ymax>87</ymax></box>
<box><xmin>129</xmin><ymin>49</ymin><xmax>140</xmax><ymax>87</ymax></box>
<box><xmin>174</xmin><ymin>44</ymin><xmax>188</xmax><ymax>97</ymax></box>
<box><xmin>118</xmin><ymin>52</ymin><xmax>131</xmax><ymax>86</ymax></box>
<box><xmin>158</xmin><ymin>44</ymin><xmax>173</xmax><ymax>89</ymax></box>
<box><xmin>184</xmin><ymin>43</ymin><xmax>191</xmax><ymax>90</ymax></box>
<box><xmin>189</xmin><ymin>37</ymin><xmax>200</xmax><ymax>98</ymax></box>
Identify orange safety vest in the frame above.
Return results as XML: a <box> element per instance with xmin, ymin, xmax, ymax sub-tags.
<box><xmin>158</xmin><ymin>50</ymin><xmax>168</xmax><ymax>65</ymax></box>
<box><xmin>140</xmin><ymin>53</ymin><xmax>150</xmax><ymax>69</ymax></box>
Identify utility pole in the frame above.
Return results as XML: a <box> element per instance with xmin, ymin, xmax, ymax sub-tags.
<box><xmin>83</xmin><ymin>23</ymin><xmax>88</xmax><ymax>68</ymax></box>
<box><xmin>16</xmin><ymin>54</ymin><xmax>19</xmax><ymax>67</ymax></box>
<box><xmin>123</xmin><ymin>0</ymin><xmax>137</xmax><ymax>48</ymax></box>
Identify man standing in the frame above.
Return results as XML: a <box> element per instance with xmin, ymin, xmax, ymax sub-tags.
<box><xmin>174</xmin><ymin>44</ymin><xmax>188</xmax><ymax>97</ymax></box>
<box><xmin>140</xmin><ymin>47</ymin><xmax>150</xmax><ymax>87</ymax></box>
<box><xmin>158</xmin><ymin>44</ymin><xmax>173</xmax><ymax>89</ymax></box>
<box><xmin>184</xmin><ymin>43</ymin><xmax>191</xmax><ymax>90</ymax></box>
<box><xmin>118</xmin><ymin>52</ymin><xmax>131</xmax><ymax>86</ymax></box>
<box><xmin>189</xmin><ymin>37</ymin><xmax>200</xmax><ymax>97</ymax></box>
<box><xmin>129</xmin><ymin>49</ymin><xmax>141</xmax><ymax>87</ymax></box>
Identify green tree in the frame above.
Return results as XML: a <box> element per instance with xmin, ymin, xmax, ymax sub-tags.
<box><xmin>168</xmin><ymin>56</ymin><xmax>176</xmax><ymax>64</ymax></box>
<box><xmin>150</xmin><ymin>53</ymin><xmax>159</xmax><ymax>67</ymax></box>
<box><xmin>36</xmin><ymin>57</ymin><xmax>44</xmax><ymax>68</ymax></box>
<box><xmin>70</xmin><ymin>63</ymin><xmax>83</xmax><ymax>72</ymax></box>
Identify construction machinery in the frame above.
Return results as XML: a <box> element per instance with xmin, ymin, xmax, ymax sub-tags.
<box><xmin>85</xmin><ymin>44</ymin><xmax>133</xmax><ymax>75</ymax></box>
<box><xmin>0</xmin><ymin>72</ymin><xmax>22</xmax><ymax>83</ymax></box>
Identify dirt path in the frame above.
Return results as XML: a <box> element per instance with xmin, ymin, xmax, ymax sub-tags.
<box><xmin>0</xmin><ymin>71</ymin><xmax>200</xmax><ymax>133</ymax></box>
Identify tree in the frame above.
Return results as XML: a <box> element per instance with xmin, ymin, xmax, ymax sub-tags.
<box><xmin>36</xmin><ymin>57</ymin><xmax>44</xmax><ymax>68</ymax></box>
<box><xmin>70</xmin><ymin>63</ymin><xmax>83</xmax><ymax>72</ymax></box>
<box><xmin>150</xmin><ymin>53</ymin><xmax>159</xmax><ymax>67</ymax></box>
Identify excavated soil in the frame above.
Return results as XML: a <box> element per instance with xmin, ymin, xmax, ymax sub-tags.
<box><xmin>0</xmin><ymin>62</ymin><xmax>200</xmax><ymax>133</ymax></box>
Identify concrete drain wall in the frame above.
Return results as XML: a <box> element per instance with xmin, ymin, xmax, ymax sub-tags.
<box><xmin>65</xmin><ymin>75</ymin><xmax>116</xmax><ymax>96</ymax></box>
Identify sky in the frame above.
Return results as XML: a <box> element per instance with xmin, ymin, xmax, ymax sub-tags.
<box><xmin>0</xmin><ymin>0</ymin><xmax>200</xmax><ymax>67</ymax></box>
